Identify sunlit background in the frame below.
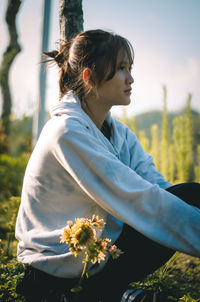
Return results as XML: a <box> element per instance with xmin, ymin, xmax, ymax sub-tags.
<box><xmin>1</xmin><ymin>0</ymin><xmax>200</xmax><ymax>118</ymax></box>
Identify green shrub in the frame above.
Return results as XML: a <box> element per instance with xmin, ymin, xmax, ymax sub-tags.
<box><xmin>9</xmin><ymin>116</ymin><xmax>32</xmax><ymax>156</ymax></box>
<box><xmin>0</xmin><ymin>240</ymin><xmax>25</xmax><ymax>302</ymax></box>
<box><xmin>0</xmin><ymin>196</ymin><xmax>21</xmax><ymax>256</ymax></box>
<box><xmin>179</xmin><ymin>295</ymin><xmax>200</xmax><ymax>302</ymax></box>
<box><xmin>0</xmin><ymin>153</ymin><xmax>29</xmax><ymax>200</ymax></box>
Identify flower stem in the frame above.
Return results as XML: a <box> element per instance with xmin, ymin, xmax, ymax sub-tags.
<box><xmin>80</xmin><ymin>261</ymin><xmax>88</xmax><ymax>281</ymax></box>
<box><xmin>71</xmin><ymin>261</ymin><xmax>88</xmax><ymax>293</ymax></box>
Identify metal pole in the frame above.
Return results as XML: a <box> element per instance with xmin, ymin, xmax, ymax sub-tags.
<box><xmin>32</xmin><ymin>0</ymin><xmax>52</xmax><ymax>147</ymax></box>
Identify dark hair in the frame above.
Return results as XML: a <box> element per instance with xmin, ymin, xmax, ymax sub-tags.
<box><xmin>43</xmin><ymin>29</ymin><xmax>134</xmax><ymax>101</ymax></box>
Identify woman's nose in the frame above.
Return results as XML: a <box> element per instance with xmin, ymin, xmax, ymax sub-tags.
<box><xmin>126</xmin><ymin>72</ymin><xmax>134</xmax><ymax>84</ymax></box>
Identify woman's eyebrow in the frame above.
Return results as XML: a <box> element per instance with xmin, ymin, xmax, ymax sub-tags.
<box><xmin>120</xmin><ymin>61</ymin><xmax>129</xmax><ymax>65</ymax></box>
<box><xmin>117</xmin><ymin>61</ymin><xmax>130</xmax><ymax>67</ymax></box>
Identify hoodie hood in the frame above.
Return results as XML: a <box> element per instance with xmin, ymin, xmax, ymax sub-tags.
<box><xmin>50</xmin><ymin>91</ymin><xmax>112</xmax><ymax>125</ymax></box>
<box><xmin>50</xmin><ymin>91</ymin><xmax>83</xmax><ymax>118</ymax></box>
<box><xmin>50</xmin><ymin>91</ymin><xmax>127</xmax><ymax>157</ymax></box>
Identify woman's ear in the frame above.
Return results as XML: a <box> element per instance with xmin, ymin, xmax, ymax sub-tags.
<box><xmin>82</xmin><ymin>68</ymin><xmax>94</xmax><ymax>87</ymax></box>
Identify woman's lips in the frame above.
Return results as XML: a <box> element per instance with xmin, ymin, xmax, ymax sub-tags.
<box><xmin>124</xmin><ymin>88</ymin><xmax>132</xmax><ymax>95</ymax></box>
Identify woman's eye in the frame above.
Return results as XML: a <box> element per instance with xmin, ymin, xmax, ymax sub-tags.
<box><xmin>119</xmin><ymin>64</ymin><xmax>132</xmax><ymax>71</ymax></box>
<box><xmin>120</xmin><ymin>65</ymin><xmax>128</xmax><ymax>70</ymax></box>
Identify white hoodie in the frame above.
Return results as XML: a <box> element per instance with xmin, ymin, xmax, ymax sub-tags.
<box><xmin>15</xmin><ymin>91</ymin><xmax>200</xmax><ymax>278</ymax></box>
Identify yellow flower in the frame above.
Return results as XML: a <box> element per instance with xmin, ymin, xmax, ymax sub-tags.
<box><xmin>91</xmin><ymin>250</ymin><xmax>106</xmax><ymax>264</ymax></box>
<box><xmin>61</xmin><ymin>217</ymin><xmax>97</xmax><ymax>256</ymax></box>
<box><xmin>61</xmin><ymin>215</ymin><xmax>123</xmax><ymax>291</ymax></box>
<box><xmin>71</xmin><ymin>225</ymin><xmax>96</xmax><ymax>248</ymax></box>
<box><xmin>99</xmin><ymin>238</ymin><xmax>111</xmax><ymax>251</ymax></box>
<box><xmin>60</xmin><ymin>227</ymin><xmax>71</xmax><ymax>244</ymax></box>
<box><xmin>91</xmin><ymin>215</ymin><xmax>105</xmax><ymax>230</ymax></box>
<box><xmin>67</xmin><ymin>220</ymin><xmax>73</xmax><ymax>228</ymax></box>
<box><xmin>69</xmin><ymin>245</ymin><xmax>82</xmax><ymax>257</ymax></box>
<box><xmin>97</xmin><ymin>251</ymin><xmax>106</xmax><ymax>263</ymax></box>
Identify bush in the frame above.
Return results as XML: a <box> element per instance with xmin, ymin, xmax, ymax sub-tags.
<box><xmin>0</xmin><ymin>196</ymin><xmax>21</xmax><ymax>255</ymax></box>
<box><xmin>0</xmin><ymin>153</ymin><xmax>29</xmax><ymax>200</ymax></box>
<box><xmin>9</xmin><ymin>117</ymin><xmax>32</xmax><ymax>156</ymax></box>
<box><xmin>0</xmin><ymin>240</ymin><xmax>25</xmax><ymax>302</ymax></box>
<box><xmin>0</xmin><ymin>196</ymin><xmax>25</xmax><ymax>301</ymax></box>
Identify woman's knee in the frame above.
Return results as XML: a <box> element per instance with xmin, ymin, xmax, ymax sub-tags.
<box><xmin>166</xmin><ymin>182</ymin><xmax>200</xmax><ymax>207</ymax></box>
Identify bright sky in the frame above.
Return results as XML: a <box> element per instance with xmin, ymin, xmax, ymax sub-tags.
<box><xmin>0</xmin><ymin>0</ymin><xmax>200</xmax><ymax>118</ymax></box>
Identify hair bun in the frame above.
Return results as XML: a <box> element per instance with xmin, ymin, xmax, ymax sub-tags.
<box><xmin>43</xmin><ymin>50</ymin><xmax>58</xmax><ymax>59</ymax></box>
<box><xmin>43</xmin><ymin>50</ymin><xmax>64</xmax><ymax>67</ymax></box>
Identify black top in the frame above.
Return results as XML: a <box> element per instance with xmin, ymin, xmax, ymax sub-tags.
<box><xmin>101</xmin><ymin>120</ymin><xmax>111</xmax><ymax>140</ymax></box>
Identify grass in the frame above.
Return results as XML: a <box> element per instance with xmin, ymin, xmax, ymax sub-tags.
<box><xmin>1</xmin><ymin>246</ymin><xmax>199</xmax><ymax>301</ymax></box>
<box><xmin>131</xmin><ymin>252</ymin><xmax>200</xmax><ymax>301</ymax></box>
<box><xmin>0</xmin><ymin>197</ymin><xmax>200</xmax><ymax>301</ymax></box>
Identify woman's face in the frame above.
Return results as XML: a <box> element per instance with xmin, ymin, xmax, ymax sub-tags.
<box><xmin>96</xmin><ymin>52</ymin><xmax>134</xmax><ymax>107</ymax></box>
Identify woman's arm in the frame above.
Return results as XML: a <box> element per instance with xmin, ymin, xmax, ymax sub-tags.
<box><xmin>52</xmin><ymin>119</ymin><xmax>200</xmax><ymax>258</ymax></box>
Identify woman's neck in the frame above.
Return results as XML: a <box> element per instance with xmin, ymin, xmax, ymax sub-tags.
<box><xmin>81</xmin><ymin>96</ymin><xmax>111</xmax><ymax>129</ymax></box>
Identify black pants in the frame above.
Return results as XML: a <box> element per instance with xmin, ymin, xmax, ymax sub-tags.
<box><xmin>18</xmin><ymin>182</ymin><xmax>200</xmax><ymax>302</ymax></box>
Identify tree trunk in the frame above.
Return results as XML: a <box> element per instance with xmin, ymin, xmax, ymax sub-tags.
<box><xmin>59</xmin><ymin>0</ymin><xmax>84</xmax><ymax>42</ymax></box>
<box><xmin>0</xmin><ymin>0</ymin><xmax>22</xmax><ymax>138</ymax></box>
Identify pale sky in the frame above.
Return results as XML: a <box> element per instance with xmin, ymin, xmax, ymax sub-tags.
<box><xmin>0</xmin><ymin>0</ymin><xmax>200</xmax><ymax>118</ymax></box>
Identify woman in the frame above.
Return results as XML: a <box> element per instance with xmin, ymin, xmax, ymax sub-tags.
<box><xmin>15</xmin><ymin>29</ymin><xmax>200</xmax><ymax>302</ymax></box>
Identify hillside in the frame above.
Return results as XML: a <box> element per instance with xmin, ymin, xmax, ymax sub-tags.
<box><xmin>131</xmin><ymin>109</ymin><xmax>200</xmax><ymax>141</ymax></box>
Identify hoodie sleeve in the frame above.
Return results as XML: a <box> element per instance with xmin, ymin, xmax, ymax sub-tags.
<box><xmin>53</xmin><ymin>120</ymin><xmax>200</xmax><ymax>258</ymax></box>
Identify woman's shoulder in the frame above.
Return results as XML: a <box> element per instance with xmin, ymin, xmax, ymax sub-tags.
<box><xmin>111</xmin><ymin>116</ymin><xmax>137</xmax><ymax>140</ymax></box>
<box><xmin>48</xmin><ymin>114</ymin><xmax>90</xmax><ymax>138</ymax></box>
